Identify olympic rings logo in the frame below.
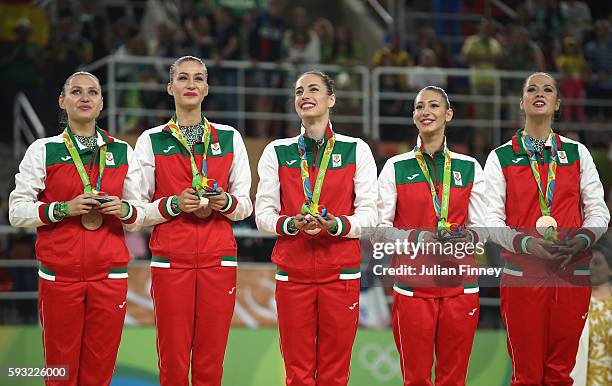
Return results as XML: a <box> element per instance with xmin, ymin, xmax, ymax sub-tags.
<box><xmin>359</xmin><ymin>343</ymin><xmax>402</xmax><ymax>382</ymax></box>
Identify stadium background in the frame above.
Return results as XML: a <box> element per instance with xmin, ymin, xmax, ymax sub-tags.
<box><xmin>0</xmin><ymin>0</ymin><xmax>611</xmax><ymax>385</ymax></box>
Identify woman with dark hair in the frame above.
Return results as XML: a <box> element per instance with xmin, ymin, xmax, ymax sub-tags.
<box><xmin>9</xmin><ymin>71</ymin><xmax>143</xmax><ymax>385</ymax></box>
<box><xmin>484</xmin><ymin>72</ymin><xmax>609</xmax><ymax>385</ymax></box>
<box><xmin>132</xmin><ymin>55</ymin><xmax>252</xmax><ymax>385</ymax></box>
<box><xmin>377</xmin><ymin>86</ymin><xmax>487</xmax><ymax>385</ymax></box>
<box><xmin>255</xmin><ymin>70</ymin><xmax>377</xmax><ymax>386</ymax></box>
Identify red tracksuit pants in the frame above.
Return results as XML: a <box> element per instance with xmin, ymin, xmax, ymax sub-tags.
<box><xmin>151</xmin><ymin>266</ymin><xmax>236</xmax><ymax>386</ymax></box>
<box><xmin>392</xmin><ymin>292</ymin><xmax>479</xmax><ymax>386</ymax></box>
<box><xmin>500</xmin><ymin>285</ymin><xmax>591</xmax><ymax>386</ymax></box>
<box><xmin>275</xmin><ymin>279</ymin><xmax>360</xmax><ymax>386</ymax></box>
<box><xmin>38</xmin><ymin>278</ymin><xmax>127</xmax><ymax>386</ymax></box>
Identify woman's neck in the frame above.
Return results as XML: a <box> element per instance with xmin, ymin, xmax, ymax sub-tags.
<box><xmin>592</xmin><ymin>283</ymin><xmax>612</xmax><ymax>300</ymax></box>
<box><xmin>176</xmin><ymin>107</ymin><xmax>202</xmax><ymax>126</ymax></box>
<box><xmin>302</xmin><ymin>118</ymin><xmax>328</xmax><ymax>141</ymax></box>
<box><xmin>420</xmin><ymin>130</ymin><xmax>445</xmax><ymax>155</ymax></box>
<box><xmin>69</xmin><ymin>119</ymin><xmax>96</xmax><ymax>136</ymax></box>
<box><xmin>524</xmin><ymin>117</ymin><xmax>552</xmax><ymax>140</ymax></box>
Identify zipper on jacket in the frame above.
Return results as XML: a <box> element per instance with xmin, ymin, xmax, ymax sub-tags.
<box><xmin>312</xmin><ymin>239</ymin><xmax>316</xmax><ymax>282</ymax></box>
<box><xmin>87</xmin><ymin>149</ymin><xmax>96</xmax><ymax>175</ymax></box>
<box><xmin>196</xmin><ymin>213</ymin><xmax>200</xmax><ymax>268</ymax></box>
<box><xmin>427</xmin><ymin>152</ymin><xmax>440</xmax><ymax>199</ymax></box>
<box><xmin>312</xmin><ymin>142</ymin><xmax>320</xmax><ymax>173</ymax></box>
<box><xmin>81</xmin><ymin>218</ymin><xmax>85</xmax><ymax>281</ymax></box>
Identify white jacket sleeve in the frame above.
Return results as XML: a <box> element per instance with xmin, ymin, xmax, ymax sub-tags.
<box><xmin>9</xmin><ymin>139</ymin><xmax>52</xmax><ymax>227</ymax></box>
<box><xmin>377</xmin><ymin>159</ymin><xmax>396</xmax><ymax>228</ymax></box>
<box><xmin>330</xmin><ymin>139</ymin><xmax>378</xmax><ymax>238</ymax></box>
<box><xmin>466</xmin><ymin>161</ymin><xmax>488</xmax><ymax>243</ymax></box>
<box><xmin>119</xmin><ymin>144</ymin><xmax>146</xmax><ymax>231</ymax></box>
<box><xmin>255</xmin><ymin>142</ymin><xmax>294</xmax><ymax>235</ymax></box>
<box><xmin>219</xmin><ymin>130</ymin><xmax>253</xmax><ymax>221</ymax></box>
<box><xmin>370</xmin><ymin>158</ymin><xmax>412</xmax><ymax>244</ymax></box>
<box><xmin>483</xmin><ymin>150</ymin><xmax>525</xmax><ymax>253</ymax></box>
<box><xmin>132</xmin><ymin>132</ymin><xmax>178</xmax><ymax>229</ymax></box>
<box><xmin>575</xmin><ymin>143</ymin><xmax>610</xmax><ymax>247</ymax></box>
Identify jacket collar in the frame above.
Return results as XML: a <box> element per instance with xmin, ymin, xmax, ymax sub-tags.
<box><xmin>67</xmin><ymin>126</ymin><xmax>114</xmax><ymax>154</ymax></box>
<box><xmin>415</xmin><ymin>135</ymin><xmax>447</xmax><ymax>158</ymax></box>
<box><xmin>162</xmin><ymin>114</ymin><xmax>219</xmax><ymax>144</ymax></box>
<box><xmin>511</xmin><ymin>128</ymin><xmax>563</xmax><ymax>155</ymax></box>
<box><xmin>300</xmin><ymin>121</ymin><xmax>334</xmax><ymax>148</ymax></box>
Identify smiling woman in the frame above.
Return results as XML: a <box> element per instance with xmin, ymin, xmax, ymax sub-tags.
<box><xmin>255</xmin><ymin>70</ymin><xmax>378</xmax><ymax>386</ymax></box>
<box><xmin>131</xmin><ymin>55</ymin><xmax>252</xmax><ymax>386</ymax></box>
<box><xmin>8</xmin><ymin>70</ymin><xmax>144</xmax><ymax>386</ymax></box>
<box><xmin>484</xmin><ymin>72</ymin><xmax>610</xmax><ymax>385</ymax></box>
<box><xmin>376</xmin><ymin>85</ymin><xmax>488</xmax><ymax>385</ymax></box>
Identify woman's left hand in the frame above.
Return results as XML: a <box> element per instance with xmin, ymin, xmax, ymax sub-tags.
<box><xmin>558</xmin><ymin>237</ymin><xmax>589</xmax><ymax>268</ymax></box>
<box><xmin>98</xmin><ymin>196</ymin><xmax>124</xmax><ymax>218</ymax></box>
<box><xmin>315</xmin><ymin>213</ymin><xmax>336</xmax><ymax>231</ymax></box>
<box><xmin>208</xmin><ymin>187</ymin><xmax>228</xmax><ymax>211</ymax></box>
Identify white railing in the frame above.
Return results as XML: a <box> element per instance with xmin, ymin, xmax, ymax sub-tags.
<box><xmin>81</xmin><ymin>56</ymin><xmax>371</xmax><ymax>136</ymax></box>
<box><xmin>13</xmin><ymin>92</ymin><xmax>45</xmax><ymax>158</ymax></box>
<box><xmin>12</xmin><ymin>55</ymin><xmax>609</xmax><ymax>153</ymax></box>
<box><xmin>371</xmin><ymin>66</ymin><xmax>612</xmax><ymax>142</ymax></box>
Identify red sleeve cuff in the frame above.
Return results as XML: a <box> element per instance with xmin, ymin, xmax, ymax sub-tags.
<box><xmin>275</xmin><ymin>216</ymin><xmax>298</xmax><ymax>235</ymax></box>
<box><xmin>469</xmin><ymin>229</ymin><xmax>479</xmax><ymax>244</ymax></box>
<box><xmin>337</xmin><ymin>215</ymin><xmax>351</xmax><ymax>237</ymax></box>
<box><xmin>220</xmin><ymin>193</ymin><xmax>238</xmax><ymax>214</ymax></box>
<box><xmin>120</xmin><ymin>202</ymin><xmax>137</xmax><ymax>224</ymax></box>
<box><xmin>512</xmin><ymin>233</ymin><xmax>532</xmax><ymax>254</ymax></box>
<box><xmin>409</xmin><ymin>229</ymin><xmax>423</xmax><ymax>244</ymax></box>
<box><xmin>38</xmin><ymin>203</ymin><xmax>52</xmax><ymax>224</ymax></box>
<box><xmin>159</xmin><ymin>196</ymin><xmax>180</xmax><ymax>220</ymax></box>
<box><xmin>574</xmin><ymin>228</ymin><xmax>595</xmax><ymax>248</ymax></box>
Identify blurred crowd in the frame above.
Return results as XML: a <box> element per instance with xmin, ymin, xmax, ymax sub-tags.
<box><xmin>374</xmin><ymin>0</ymin><xmax>612</xmax><ymax>146</ymax></box>
<box><xmin>1</xmin><ymin>0</ymin><xmax>610</xmax><ymax>142</ymax></box>
<box><xmin>0</xmin><ymin>0</ymin><xmax>368</xmax><ymax>139</ymax></box>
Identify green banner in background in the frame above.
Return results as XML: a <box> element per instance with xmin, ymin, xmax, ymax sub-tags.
<box><xmin>0</xmin><ymin>326</ymin><xmax>510</xmax><ymax>385</ymax></box>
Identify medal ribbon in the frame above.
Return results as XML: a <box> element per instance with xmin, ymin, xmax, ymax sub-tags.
<box><xmin>297</xmin><ymin>125</ymin><xmax>335</xmax><ymax>216</ymax></box>
<box><xmin>520</xmin><ymin>129</ymin><xmax>558</xmax><ymax>217</ymax></box>
<box><xmin>63</xmin><ymin>127</ymin><xmax>107</xmax><ymax>194</ymax></box>
<box><xmin>167</xmin><ymin>115</ymin><xmax>213</xmax><ymax>193</ymax></box>
<box><xmin>413</xmin><ymin>143</ymin><xmax>453</xmax><ymax>234</ymax></box>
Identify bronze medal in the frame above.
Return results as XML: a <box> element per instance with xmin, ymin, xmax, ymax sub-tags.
<box><xmin>81</xmin><ymin>211</ymin><xmax>103</xmax><ymax>230</ymax></box>
<box><xmin>535</xmin><ymin>215</ymin><xmax>557</xmax><ymax>237</ymax></box>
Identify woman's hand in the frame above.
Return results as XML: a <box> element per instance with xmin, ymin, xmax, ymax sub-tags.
<box><xmin>293</xmin><ymin>213</ymin><xmax>319</xmax><ymax>232</ymax></box>
<box><xmin>97</xmin><ymin>196</ymin><xmax>124</xmax><ymax>218</ymax></box>
<box><xmin>66</xmin><ymin>194</ymin><xmax>100</xmax><ymax>216</ymax></box>
<box><xmin>526</xmin><ymin>237</ymin><xmax>559</xmax><ymax>260</ymax></box>
<box><xmin>208</xmin><ymin>188</ymin><xmax>228</xmax><ymax>211</ymax></box>
<box><xmin>178</xmin><ymin>188</ymin><xmax>200</xmax><ymax>213</ymax></box>
<box><xmin>315</xmin><ymin>213</ymin><xmax>336</xmax><ymax>231</ymax></box>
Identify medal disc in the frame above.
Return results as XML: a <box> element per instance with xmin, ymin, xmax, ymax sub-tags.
<box><xmin>304</xmin><ymin>228</ymin><xmax>321</xmax><ymax>235</ymax></box>
<box><xmin>81</xmin><ymin>211</ymin><xmax>103</xmax><ymax>230</ymax></box>
<box><xmin>536</xmin><ymin>215</ymin><xmax>557</xmax><ymax>236</ymax></box>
